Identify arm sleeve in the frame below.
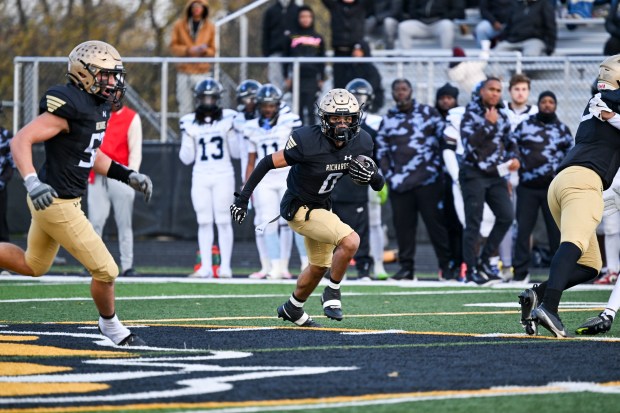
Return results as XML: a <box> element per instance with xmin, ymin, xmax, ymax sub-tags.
<box><xmin>127</xmin><ymin>113</ymin><xmax>143</xmax><ymax>171</ymax></box>
<box><xmin>239</xmin><ymin>154</ymin><xmax>275</xmax><ymax>200</ymax></box>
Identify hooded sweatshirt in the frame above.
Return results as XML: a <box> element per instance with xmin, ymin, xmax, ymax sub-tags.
<box><xmin>169</xmin><ymin>0</ymin><xmax>216</xmax><ymax>75</ymax></box>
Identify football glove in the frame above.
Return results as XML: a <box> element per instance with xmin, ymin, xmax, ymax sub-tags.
<box><xmin>589</xmin><ymin>93</ymin><xmax>614</xmax><ymax>120</ymax></box>
<box><xmin>128</xmin><ymin>172</ymin><xmax>153</xmax><ymax>203</ymax></box>
<box><xmin>24</xmin><ymin>175</ymin><xmax>58</xmax><ymax>211</ymax></box>
<box><xmin>230</xmin><ymin>192</ymin><xmax>249</xmax><ymax>225</ymax></box>
<box><xmin>348</xmin><ymin>155</ymin><xmax>377</xmax><ymax>185</ymax></box>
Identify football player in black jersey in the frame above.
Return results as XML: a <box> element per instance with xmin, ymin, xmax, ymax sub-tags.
<box><xmin>231</xmin><ymin>89</ymin><xmax>385</xmax><ymax>327</ymax></box>
<box><xmin>519</xmin><ymin>54</ymin><xmax>620</xmax><ymax>338</ymax></box>
<box><xmin>0</xmin><ymin>41</ymin><xmax>153</xmax><ymax>347</ymax></box>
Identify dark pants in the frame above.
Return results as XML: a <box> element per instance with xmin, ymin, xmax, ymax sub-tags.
<box><xmin>299</xmin><ymin>90</ymin><xmax>318</xmax><ymax>126</ymax></box>
<box><xmin>389</xmin><ymin>179</ymin><xmax>452</xmax><ymax>271</ymax></box>
<box><xmin>332</xmin><ymin>201</ymin><xmax>372</xmax><ymax>274</ymax></box>
<box><xmin>444</xmin><ymin>175</ymin><xmax>463</xmax><ymax>264</ymax></box>
<box><xmin>0</xmin><ymin>188</ymin><xmax>8</xmax><ymax>242</ymax></box>
<box><xmin>332</xmin><ymin>47</ymin><xmax>353</xmax><ymax>89</ymax></box>
<box><xmin>512</xmin><ymin>184</ymin><xmax>560</xmax><ymax>278</ymax></box>
<box><xmin>460</xmin><ymin>168</ymin><xmax>514</xmax><ymax>269</ymax></box>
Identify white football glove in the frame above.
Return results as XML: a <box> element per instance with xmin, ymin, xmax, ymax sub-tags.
<box><xmin>589</xmin><ymin>93</ymin><xmax>614</xmax><ymax>121</ymax></box>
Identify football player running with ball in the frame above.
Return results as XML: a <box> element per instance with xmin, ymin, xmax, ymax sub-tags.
<box><xmin>0</xmin><ymin>41</ymin><xmax>153</xmax><ymax>346</ymax></box>
<box><xmin>230</xmin><ymin>89</ymin><xmax>385</xmax><ymax>327</ymax></box>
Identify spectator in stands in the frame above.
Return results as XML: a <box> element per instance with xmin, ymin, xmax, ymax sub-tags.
<box><xmin>365</xmin><ymin>0</ymin><xmax>402</xmax><ymax>49</ymax></box>
<box><xmin>566</xmin><ymin>0</ymin><xmax>610</xmax><ymax>18</ymax></box>
<box><xmin>475</xmin><ymin>0</ymin><xmax>515</xmax><ymax>49</ymax></box>
<box><xmin>604</xmin><ymin>0</ymin><xmax>620</xmax><ymax>55</ymax></box>
<box><xmin>512</xmin><ymin>91</ymin><xmax>573</xmax><ymax>283</ymax></box>
<box><xmin>460</xmin><ymin>77</ymin><xmax>519</xmax><ymax>285</ymax></box>
<box><xmin>494</xmin><ymin>0</ymin><xmax>557</xmax><ymax>56</ymax></box>
<box><xmin>447</xmin><ymin>47</ymin><xmax>488</xmax><ymax>104</ymax></box>
<box><xmin>321</xmin><ymin>0</ymin><xmax>368</xmax><ymax>90</ymax></box>
<box><xmin>284</xmin><ymin>5</ymin><xmax>326</xmax><ymax>126</ymax></box>
<box><xmin>435</xmin><ymin>83</ymin><xmax>463</xmax><ymax>280</ymax></box>
<box><xmin>88</xmin><ymin>93</ymin><xmax>143</xmax><ymax>278</ymax></box>
<box><xmin>376</xmin><ymin>79</ymin><xmax>454</xmax><ymax>281</ymax></box>
<box><xmin>398</xmin><ymin>0</ymin><xmax>466</xmax><ymax>50</ymax></box>
<box><xmin>262</xmin><ymin>0</ymin><xmax>300</xmax><ymax>90</ymax></box>
<box><xmin>338</xmin><ymin>41</ymin><xmax>385</xmax><ymax>112</ymax></box>
<box><xmin>0</xmin><ymin>102</ymin><xmax>14</xmax><ymax>242</ymax></box>
<box><xmin>169</xmin><ymin>0</ymin><xmax>216</xmax><ymax>116</ymax></box>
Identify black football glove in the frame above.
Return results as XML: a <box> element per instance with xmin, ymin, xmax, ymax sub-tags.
<box><xmin>348</xmin><ymin>156</ymin><xmax>377</xmax><ymax>184</ymax></box>
<box><xmin>230</xmin><ymin>192</ymin><xmax>249</xmax><ymax>224</ymax></box>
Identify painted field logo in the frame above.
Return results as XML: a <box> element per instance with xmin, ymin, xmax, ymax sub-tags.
<box><xmin>0</xmin><ymin>327</ymin><xmax>357</xmax><ymax>410</ymax></box>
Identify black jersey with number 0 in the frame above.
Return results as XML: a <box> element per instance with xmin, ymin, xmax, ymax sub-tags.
<box><xmin>38</xmin><ymin>83</ymin><xmax>111</xmax><ymax>198</ymax></box>
<box><xmin>280</xmin><ymin>125</ymin><xmax>373</xmax><ymax>216</ymax></box>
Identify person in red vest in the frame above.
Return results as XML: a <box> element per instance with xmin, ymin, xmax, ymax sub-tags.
<box><xmin>88</xmin><ymin>94</ymin><xmax>143</xmax><ymax>277</ymax></box>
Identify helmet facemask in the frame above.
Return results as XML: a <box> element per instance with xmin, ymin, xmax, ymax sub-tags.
<box><xmin>317</xmin><ymin>89</ymin><xmax>362</xmax><ymax>144</ymax></box>
<box><xmin>194</xmin><ymin>78</ymin><xmax>223</xmax><ymax>123</ymax></box>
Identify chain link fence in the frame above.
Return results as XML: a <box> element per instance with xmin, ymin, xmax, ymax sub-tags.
<box><xmin>14</xmin><ymin>54</ymin><xmax>602</xmax><ymax>141</ymax></box>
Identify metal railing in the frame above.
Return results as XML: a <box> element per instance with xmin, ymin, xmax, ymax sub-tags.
<box><xmin>13</xmin><ymin>54</ymin><xmax>603</xmax><ymax>141</ymax></box>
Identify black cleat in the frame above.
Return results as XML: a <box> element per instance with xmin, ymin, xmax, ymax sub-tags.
<box><xmin>575</xmin><ymin>313</ymin><xmax>614</xmax><ymax>335</ymax></box>
<box><xmin>476</xmin><ymin>259</ymin><xmax>503</xmax><ymax>285</ymax></box>
<box><xmin>391</xmin><ymin>268</ymin><xmax>415</xmax><ymax>281</ymax></box>
<box><xmin>532</xmin><ymin>304</ymin><xmax>567</xmax><ymax>338</ymax></box>
<box><xmin>518</xmin><ymin>288</ymin><xmax>538</xmax><ymax>335</ymax></box>
<box><xmin>321</xmin><ymin>286</ymin><xmax>343</xmax><ymax>321</ymax></box>
<box><xmin>121</xmin><ymin>268</ymin><xmax>138</xmax><ymax>277</ymax></box>
<box><xmin>277</xmin><ymin>301</ymin><xmax>322</xmax><ymax>327</ymax></box>
<box><xmin>466</xmin><ymin>267</ymin><xmax>497</xmax><ymax>286</ymax></box>
<box><xmin>118</xmin><ymin>333</ymin><xmax>147</xmax><ymax>347</ymax></box>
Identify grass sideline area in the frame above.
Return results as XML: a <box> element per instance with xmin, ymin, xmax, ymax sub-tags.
<box><xmin>1</xmin><ymin>276</ymin><xmax>620</xmax><ymax>412</ymax></box>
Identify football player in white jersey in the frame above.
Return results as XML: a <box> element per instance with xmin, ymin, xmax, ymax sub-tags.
<box><xmin>346</xmin><ymin>78</ymin><xmax>388</xmax><ymax>279</ymax></box>
<box><xmin>244</xmin><ymin>84</ymin><xmax>305</xmax><ymax>278</ymax></box>
<box><xmin>179</xmin><ymin>78</ymin><xmax>239</xmax><ymax>278</ymax></box>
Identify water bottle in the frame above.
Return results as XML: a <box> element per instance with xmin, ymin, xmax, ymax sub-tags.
<box><xmin>212</xmin><ymin>245</ymin><xmax>221</xmax><ymax>277</ymax></box>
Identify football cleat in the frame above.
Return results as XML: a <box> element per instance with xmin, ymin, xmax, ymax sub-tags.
<box><xmin>594</xmin><ymin>271</ymin><xmax>618</xmax><ymax>285</ymax></box>
<box><xmin>321</xmin><ymin>286</ymin><xmax>343</xmax><ymax>321</ymax></box>
<box><xmin>118</xmin><ymin>334</ymin><xmax>147</xmax><ymax>347</ymax></box>
<box><xmin>532</xmin><ymin>304</ymin><xmax>567</xmax><ymax>338</ymax></box>
<box><xmin>575</xmin><ymin>313</ymin><xmax>614</xmax><ymax>335</ymax></box>
<box><xmin>518</xmin><ymin>287</ymin><xmax>539</xmax><ymax>335</ymax></box>
<box><xmin>277</xmin><ymin>301</ymin><xmax>322</xmax><ymax>327</ymax></box>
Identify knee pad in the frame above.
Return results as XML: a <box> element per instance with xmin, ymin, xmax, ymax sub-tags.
<box><xmin>24</xmin><ymin>255</ymin><xmax>51</xmax><ymax>277</ymax></box>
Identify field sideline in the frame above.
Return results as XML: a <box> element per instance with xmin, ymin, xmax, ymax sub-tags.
<box><xmin>1</xmin><ymin>274</ymin><xmax>620</xmax><ymax>413</ymax></box>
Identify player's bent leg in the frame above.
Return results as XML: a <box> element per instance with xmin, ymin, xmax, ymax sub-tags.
<box><xmin>0</xmin><ymin>243</ymin><xmax>42</xmax><ymax>276</ymax></box>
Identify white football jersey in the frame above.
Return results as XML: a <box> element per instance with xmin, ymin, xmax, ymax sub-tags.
<box><xmin>244</xmin><ymin>111</ymin><xmax>302</xmax><ymax>183</ymax></box>
<box><xmin>179</xmin><ymin>108</ymin><xmax>239</xmax><ymax>176</ymax></box>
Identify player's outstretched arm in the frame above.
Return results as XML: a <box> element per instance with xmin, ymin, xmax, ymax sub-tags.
<box><xmin>230</xmin><ymin>150</ymin><xmax>288</xmax><ymax>224</ymax></box>
<box><xmin>95</xmin><ymin>151</ymin><xmax>153</xmax><ymax>203</ymax></box>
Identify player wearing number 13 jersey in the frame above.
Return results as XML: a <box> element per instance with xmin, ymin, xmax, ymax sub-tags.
<box><xmin>179</xmin><ymin>77</ymin><xmax>239</xmax><ymax>278</ymax></box>
<box><xmin>230</xmin><ymin>89</ymin><xmax>385</xmax><ymax>327</ymax></box>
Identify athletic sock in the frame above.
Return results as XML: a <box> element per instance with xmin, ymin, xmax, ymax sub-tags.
<box><xmin>328</xmin><ymin>277</ymin><xmax>341</xmax><ymax>290</ymax></box>
<box><xmin>289</xmin><ymin>293</ymin><xmax>305</xmax><ymax>308</ymax></box>
<box><xmin>98</xmin><ymin>313</ymin><xmax>130</xmax><ymax>345</ymax></box>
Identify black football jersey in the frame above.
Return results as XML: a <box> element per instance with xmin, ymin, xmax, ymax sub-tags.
<box><xmin>282</xmin><ymin>125</ymin><xmax>374</xmax><ymax>206</ymax></box>
<box><xmin>38</xmin><ymin>83</ymin><xmax>111</xmax><ymax>198</ymax></box>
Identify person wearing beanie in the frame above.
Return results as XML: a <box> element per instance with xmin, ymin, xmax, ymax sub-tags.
<box><xmin>511</xmin><ymin>90</ymin><xmax>573</xmax><ymax>285</ymax></box>
<box><xmin>435</xmin><ymin>82</ymin><xmax>459</xmax><ymax>119</ymax></box>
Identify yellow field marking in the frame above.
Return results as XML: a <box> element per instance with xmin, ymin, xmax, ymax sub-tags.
<box><xmin>0</xmin><ymin>336</ymin><xmax>39</xmax><ymax>342</ymax></box>
<box><xmin>0</xmin><ymin>362</ymin><xmax>71</xmax><ymax>376</ymax></box>
<box><xmin>0</xmin><ymin>343</ymin><xmax>130</xmax><ymax>358</ymax></box>
<box><xmin>0</xmin><ymin>382</ymin><xmax>108</xmax><ymax>397</ymax></box>
<box><xmin>0</xmin><ymin>383</ymin><xmax>602</xmax><ymax>413</ymax></box>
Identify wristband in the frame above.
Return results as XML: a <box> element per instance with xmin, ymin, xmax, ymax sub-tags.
<box><xmin>107</xmin><ymin>161</ymin><xmax>134</xmax><ymax>184</ymax></box>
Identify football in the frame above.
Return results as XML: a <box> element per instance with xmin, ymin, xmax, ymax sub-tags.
<box><xmin>348</xmin><ymin>154</ymin><xmax>377</xmax><ymax>185</ymax></box>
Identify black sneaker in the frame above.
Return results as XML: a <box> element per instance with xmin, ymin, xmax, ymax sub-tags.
<box><xmin>121</xmin><ymin>268</ymin><xmax>138</xmax><ymax>277</ymax></box>
<box><xmin>476</xmin><ymin>258</ymin><xmax>502</xmax><ymax>284</ymax></box>
<box><xmin>532</xmin><ymin>303</ymin><xmax>567</xmax><ymax>338</ymax></box>
<box><xmin>465</xmin><ymin>267</ymin><xmax>493</xmax><ymax>286</ymax></box>
<box><xmin>518</xmin><ymin>288</ymin><xmax>538</xmax><ymax>335</ymax></box>
<box><xmin>321</xmin><ymin>286</ymin><xmax>343</xmax><ymax>321</ymax></box>
<box><xmin>118</xmin><ymin>333</ymin><xmax>146</xmax><ymax>347</ymax></box>
<box><xmin>575</xmin><ymin>313</ymin><xmax>614</xmax><ymax>335</ymax></box>
<box><xmin>277</xmin><ymin>301</ymin><xmax>322</xmax><ymax>327</ymax></box>
<box><xmin>391</xmin><ymin>268</ymin><xmax>415</xmax><ymax>281</ymax></box>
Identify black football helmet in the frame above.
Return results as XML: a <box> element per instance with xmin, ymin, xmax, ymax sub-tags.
<box><xmin>256</xmin><ymin>84</ymin><xmax>283</xmax><ymax>118</ymax></box>
<box><xmin>194</xmin><ymin>78</ymin><xmax>223</xmax><ymax>112</ymax></box>
<box><xmin>236</xmin><ymin>79</ymin><xmax>261</xmax><ymax>103</ymax></box>
<box><xmin>317</xmin><ymin>89</ymin><xmax>362</xmax><ymax>143</ymax></box>
<box><xmin>346</xmin><ymin>78</ymin><xmax>374</xmax><ymax>110</ymax></box>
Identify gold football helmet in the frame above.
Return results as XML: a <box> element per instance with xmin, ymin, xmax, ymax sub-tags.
<box><xmin>597</xmin><ymin>54</ymin><xmax>620</xmax><ymax>91</ymax></box>
<box><xmin>67</xmin><ymin>40</ymin><xmax>126</xmax><ymax>102</ymax></box>
<box><xmin>317</xmin><ymin>88</ymin><xmax>362</xmax><ymax>143</ymax></box>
